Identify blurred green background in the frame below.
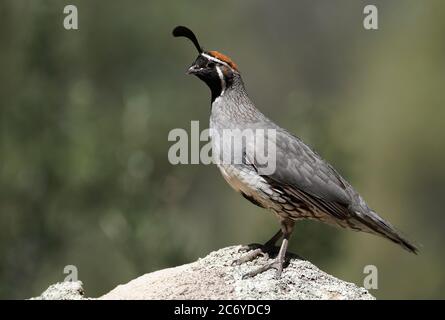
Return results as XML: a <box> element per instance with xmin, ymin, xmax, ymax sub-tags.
<box><xmin>1</xmin><ymin>0</ymin><xmax>444</xmax><ymax>299</ymax></box>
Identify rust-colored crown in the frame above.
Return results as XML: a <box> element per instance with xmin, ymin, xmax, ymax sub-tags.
<box><xmin>208</xmin><ymin>51</ymin><xmax>239</xmax><ymax>72</ymax></box>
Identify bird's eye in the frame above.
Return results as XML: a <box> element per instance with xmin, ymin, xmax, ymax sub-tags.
<box><xmin>207</xmin><ymin>62</ymin><xmax>215</xmax><ymax>68</ymax></box>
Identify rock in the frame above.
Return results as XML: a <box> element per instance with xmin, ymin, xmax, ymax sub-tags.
<box><xmin>32</xmin><ymin>281</ymin><xmax>85</xmax><ymax>300</ymax></box>
<box><xmin>100</xmin><ymin>246</ymin><xmax>374</xmax><ymax>300</ymax></box>
<box><xmin>32</xmin><ymin>246</ymin><xmax>374</xmax><ymax>300</ymax></box>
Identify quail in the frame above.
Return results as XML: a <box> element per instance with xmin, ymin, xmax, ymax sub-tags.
<box><xmin>172</xmin><ymin>26</ymin><xmax>418</xmax><ymax>278</ymax></box>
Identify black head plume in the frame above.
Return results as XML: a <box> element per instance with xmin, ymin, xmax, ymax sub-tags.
<box><xmin>172</xmin><ymin>26</ymin><xmax>203</xmax><ymax>53</ymax></box>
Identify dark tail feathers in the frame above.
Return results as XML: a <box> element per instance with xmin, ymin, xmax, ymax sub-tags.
<box><xmin>355</xmin><ymin>210</ymin><xmax>419</xmax><ymax>254</ymax></box>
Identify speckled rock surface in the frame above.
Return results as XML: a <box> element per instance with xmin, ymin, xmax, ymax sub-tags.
<box><xmin>100</xmin><ymin>246</ymin><xmax>374</xmax><ymax>300</ymax></box>
<box><xmin>32</xmin><ymin>281</ymin><xmax>85</xmax><ymax>300</ymax></box>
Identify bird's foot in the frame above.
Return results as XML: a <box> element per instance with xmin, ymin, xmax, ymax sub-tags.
<box><xmin>237</xmin><ymin>243</ymin><xmax>262</xmax><ymax>253</ymax></box>
<box><xmin>241</xmin><ymin>257</ymin><xmax>285</xmax><ymax>279</ymax></box>
<box><xmin>233</xmin><ymin>243</ymin><xmax>278</xmax><ymax>265</ymax></box>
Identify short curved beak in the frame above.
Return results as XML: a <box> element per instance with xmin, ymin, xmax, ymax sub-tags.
<box><xmin>186</xmin><ymin>65</ymin><xmax>200</xmax><ymax>75</ymax></box>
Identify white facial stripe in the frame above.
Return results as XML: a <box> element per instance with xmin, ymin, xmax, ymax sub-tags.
<box><xmin>216</xmin><ymin>66</ymin><xmax>226</xmax><ymax>95</ymax></box>
<box><xmin>201</xmin><ymin>53</ymin><xmax>231</xmax><ymax>69</ymax></box>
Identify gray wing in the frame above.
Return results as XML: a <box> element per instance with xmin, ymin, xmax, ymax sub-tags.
<box><xmin>244</xmin><ymin>123</ymin><xmax>418</xmax><ymax>253</ymax></box>
<box><xmin>270</xmin><ymin>130</ymin><xmax>351</xmax><ymax>205</ymax></box>
<box><xmin>248</xmin><ymin>126</ymin><xmax>354</xmax><ymax>213</ymax></box>
<box><xmin>272</xmin><ymin>129</ymin><xmax>350</xmax><ymax>204</ymax></box>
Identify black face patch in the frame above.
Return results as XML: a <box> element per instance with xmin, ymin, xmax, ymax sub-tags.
<box><xmin>189</xmin><ymin>54</ymin><xmax>235</xmax><ymax>103</ymax></box>
<box><xmin>191</xmin><ymin>55</ymin><xmax>222</xmax><ymax>102</ymax></box>
<box><xmin>194</xmin><ymin>55</ymin><xmax>209</xmax><ymax>69</ymax></box>
<box><xmin>194</xmin><ymin>55</ymin><xmax>217</xmax><ymax>70</ymax></box>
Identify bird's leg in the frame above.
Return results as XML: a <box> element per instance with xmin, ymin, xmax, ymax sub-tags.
<box><xmin>242</xmin><ymin>219</ymin><xmax>294</xmax><ymax>279</ymax></box>
<box><xmin>264</xmin><ymin>229</ymin><xmax>284</xmax><ymax>248</ymax></box>
<box><xmin>233</xmin><ymin>229</ymin><xmax>283</xmax><ymax>265</ymax></box>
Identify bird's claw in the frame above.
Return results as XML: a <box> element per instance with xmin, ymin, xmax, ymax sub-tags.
<box><xmin>237</xmin><ymin>243</ymin><xmax>262</xmax><ymax>253</ymax></box>
<box><xmin>232</xmin><ymin>243</ymin><xmax>278</xmax><ymax>266</ymax></box>
<box><xmin>232</xmin><ymin>248</ymin><xmax>268</xmax><ymax>265</ymax></box>
<box><xmin>241</xmin><ymin>258</ymin><xmax>284</xmax><ymax>279</ymax></box>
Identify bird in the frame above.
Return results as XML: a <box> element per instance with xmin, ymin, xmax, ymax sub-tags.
<box><xmin>172</xmin><ymin>25</ymin><xmax>418</xmax><ymax>278</ymax></box>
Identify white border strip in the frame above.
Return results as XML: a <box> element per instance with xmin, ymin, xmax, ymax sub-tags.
<box><xmin>201</xmin><ymin>53</ymin><xmax>231</xmax><ymax>69</ymax></box>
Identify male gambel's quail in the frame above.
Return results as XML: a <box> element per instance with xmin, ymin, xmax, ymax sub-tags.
<box><xmin>173</xmin><ymin>26</ymin><xmax>417</xmax><ymax>278</ymax></box>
